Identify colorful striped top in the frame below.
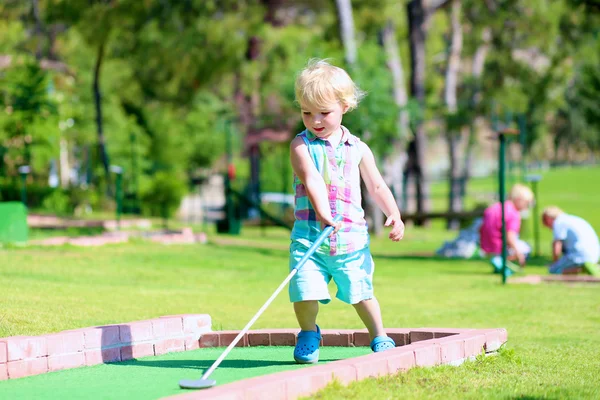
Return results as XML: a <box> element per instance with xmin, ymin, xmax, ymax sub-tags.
<box><xmin>291</xmin><ymin>126</ymin><xmax>369</xmax><ymax>256</ymax></box>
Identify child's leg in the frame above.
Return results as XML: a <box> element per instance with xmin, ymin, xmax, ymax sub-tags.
<box><xmin>294</xmin><ymin>300</ymin><xmax>319</xmax><ymax>332</ymax></box>
<box><xmin>549</xmin><ymin>254</ymin><xmax>578</xmax><ymax>274</ymax></box>
<box><xmin>562</xmin><ymin>266</ymin><xmax>583</xmax><ymax>275</ymax></box>
<box><xmin>352</xmin><ymin>297</ymin><xmax>385</xmax><ymax>341</ymax></box>
<box><xmin>293</xmin><ymin>300</ymin><xmax>321</xmax><ymax>364</ymax></box>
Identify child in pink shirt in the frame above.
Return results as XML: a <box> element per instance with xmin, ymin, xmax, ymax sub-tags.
<box><xmin>479</xmin><ymin>184</ymin><xmax>534</xmax><ymax>267</ymax></box>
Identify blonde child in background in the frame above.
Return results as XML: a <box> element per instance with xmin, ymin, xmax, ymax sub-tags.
<box><xmin>479</xmin><ymin>184</ymin><xmax>534</xmax><ymax>272</ymax></box>
<box><xmin>542</xmin><ymin>206</ymin><xmax>600</xmax><ymax>276</ymax></box>
<box><xmin>288</xmin><ymin>59</ymin><xmax>405</xmax><ymax>364</ymax></box>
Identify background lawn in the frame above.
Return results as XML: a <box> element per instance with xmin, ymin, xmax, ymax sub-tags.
<box><xmin>0</xmin><ymin>166</ymin><xmax>599</xmax><ymax>399</ymax></box>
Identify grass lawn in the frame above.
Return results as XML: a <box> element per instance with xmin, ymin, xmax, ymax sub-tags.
<box><xmin>1</xmin><ymin>166</ymin><xmax>599</xmax><ymax>399</ymax></box>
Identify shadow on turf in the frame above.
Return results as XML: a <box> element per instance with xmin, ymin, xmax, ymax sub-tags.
<box><xmin>112</xmin><ymin>357</ymin><xmax>347</xmax><ymax>370</ymax></box>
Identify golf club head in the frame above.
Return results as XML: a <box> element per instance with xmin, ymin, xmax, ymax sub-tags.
<box><xmin>179</xmin><ymin>379</ymin><xmax>216</xmax><ymax>389</ymax></box>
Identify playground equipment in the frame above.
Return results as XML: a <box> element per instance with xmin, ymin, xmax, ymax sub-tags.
<box><xmin>490</xmin><ymin>104</ymin><xmax>528</xmax><ymax>188</ymax></box>
<box><xmin>18</xmin><ymin>165</ymin><xmax>31</xmax><ymax>207</ymax></box>
<box><xmin>110</xmin><ymin>165</ymin><xmax>124</xmax><ymax>230</ymax></box>
<box><xmin>217</xmin><ymin>120</ymin><xmax>293</xmax><ymax>234</ymax></box>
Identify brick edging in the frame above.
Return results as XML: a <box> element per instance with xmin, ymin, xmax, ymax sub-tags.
<box><xmin>0</xmin><ymin>314</ymin><xmax>211</xmax><ymax>380</ymax></box>
<box><xmin>166</xmin><ymin>327</ymin><xmax>507</xmax><ymax>400</ymax></box>
<box><xmin>0</xmin><ymin>319</ymin><xmax>507</xmax><ymax>400</ymax></box>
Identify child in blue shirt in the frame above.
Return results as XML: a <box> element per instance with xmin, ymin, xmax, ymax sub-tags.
<box><xmin>542</xmin><ymin>206</ymin><xmax>600</xmax><ymax>275</ymax></box>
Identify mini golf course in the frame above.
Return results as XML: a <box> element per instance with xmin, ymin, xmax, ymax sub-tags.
<box><xmin>0</xmin><ymin>314</ymin><xmax>507</xmax><ymax>400</ymax></box>
<box><xmin>0</xmin><ymin>346</ymin><xmax>371</xmax><ymax>399</ymax></box>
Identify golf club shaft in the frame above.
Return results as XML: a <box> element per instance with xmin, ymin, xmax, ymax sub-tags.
<box><xmin>200</xmin><ymin>215</ymin><xmax>342</xmax><ymax>381</ymax></box>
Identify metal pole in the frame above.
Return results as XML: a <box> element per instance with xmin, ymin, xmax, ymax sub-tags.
<box><xmin>499</xmin><ymin>133</ymin><xmax>508</xmax><ymax>284</ymax></box>
<box><xmin>532</xmin><ymin>180</ymin><xmax>540</xmax><ymax>256</ymax></box>
<box><xmin>18</xmin><ymin>166</ymin><xmax>31</xmax><ymax>208</ymax></box>
<box><xmin>115</xmin><ymin>172</ymin><xmax>122</xmax><ymax>230</ymax></box>
<box><xmin>130</xmin><ymin>132</ymin><xmax>139</xmax><ymax>214</ymax></box>
<box><xmin>525</xmin><ymin>174</ymin><xmax>542</xmax><ymax>257</ymax></box>
<box><xmin>20</xmin><ymin>173</ymin><xmax>27</xmax><ymax>206</ymax></box>
<box><xmin>225</xmin><ymin>122</ymin><xmax>235</xmax><ymax>233</ymax></box>
<box><xmin>110</xmin><ymin>166</ymin><xmax>124</xmax><ymax>230</ymax></box>
<box><xmin>504</xmin><ymin>111</ymin><xmax>514</xmax><ymax>187</ymax></box>
<box><xmin>518</xmin><ymin>114</ymin><xmax>527</xmax><ymax>181</ymax></box>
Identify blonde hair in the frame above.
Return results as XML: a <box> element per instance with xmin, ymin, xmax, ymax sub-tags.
<box><xmin>295</xmin><ymin>59</ymin><xmax>365</xmax><ymax>111</ymax></box>
<box><xmin>510</xmin><ymin>184</ymin><xmax>534</xmax><ymax>203</ymax></box>
<box><xmin>542</xmin><ymin>206</ymin><xmax>564</xmax><ymax>220</ymax></box>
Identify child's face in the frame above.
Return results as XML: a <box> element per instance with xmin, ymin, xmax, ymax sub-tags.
<box><xmin>513</xmin><ymin>198</ymin><xmax>530</xmax><ymax>211</ymax></box>
<box><xmin>542</xmin><ymin>215</ymin><xmax>553</xmax><ymax>229</ymax></box>
<box><xmin>300</xmin><ymin>101</ymin><xmax>348</xmax><ymax>139</ymax></box>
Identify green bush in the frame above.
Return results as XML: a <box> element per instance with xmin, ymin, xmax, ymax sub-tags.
<box><xmin>41</xmin><ymin>190</ymin><xmax>71</xmax><ymax>216</ymax></box>
<box><xmin>0</xmin><ymin>179</ymin><xmax>54</xmax><ymax>208</ymax></box>
<box><xmin>139</xmin><ymin>171</ymin><xmax>187</xmax><ymax>227</ymax></box>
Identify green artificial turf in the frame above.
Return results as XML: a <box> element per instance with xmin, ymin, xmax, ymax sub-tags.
<box><xmin>0</xmin><ymin>346</ymin><xmax>371</xmax><ymax>400</ymax></box>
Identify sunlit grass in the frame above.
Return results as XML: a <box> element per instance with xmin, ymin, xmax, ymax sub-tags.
<box><xmin>1</xmin><ymin>166</ymin><xmax>598</xmax><ymax>399</ymax></box>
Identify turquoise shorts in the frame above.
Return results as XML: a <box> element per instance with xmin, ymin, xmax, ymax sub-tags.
<box><xmin>288</xmin><ymin>241</ymin><xmax>374</xmax><ymax>305</ymax></box>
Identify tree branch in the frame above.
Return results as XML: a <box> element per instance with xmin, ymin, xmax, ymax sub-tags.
<box><xmin>425</xmin><ymin>0</ymin><xmax>452</xmax><ymax>14</ymax></box>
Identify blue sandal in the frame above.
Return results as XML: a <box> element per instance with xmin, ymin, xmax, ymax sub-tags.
<box><xmin>370</xmin><ymin>335</ymin><xmax>396</xmax><ymax>352</ymax></box>
<box><xmin>294</xmin><ymin>325</ymin><xmax>321</xmax><ymax>364</ymax></box>
<box><xmin>490</xmin><ymin>256</ymin><xmax>519</xmax><ymax>276</ymax></box>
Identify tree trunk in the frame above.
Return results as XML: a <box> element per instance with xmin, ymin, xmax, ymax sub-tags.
<box><xmin>407</xmin><ymin>0</ymin><xmax>431</xmax><ymax>226</ymax></box>
<box><xmin>31</xmin><ymin>0</ymin><xmax>44</xmax><ymax>60</ymax></box>
<box><xmin>93</xmin><ymin>41</ymin><xmax>112</xmax><ymax>195</ymax></box>
<box><xmin>239</xmin><ymin>1</ymin><xmax>284</xmax><ymax>214</ymax></box>
<box><xmin>444</xmin><ymin>0</ymin><xmax>463</xmax><ymax>230</ymax></box>
<box><xmin>59</xmin><ymin>138</ymin><xmax>70</xmax><ymax>188</ymax></box>
<box><xmin>380</xmin><ymin>20</ymin><xmax>409</xmax><ymax>211</ymax></box>
<box><xmin>446</xmin><ymin>134</ymin><xmax>462</xmax><ymax>228</ymax></box>
<box><xmin>335</xmin><ymin>0</ymin><xmax>383</xmax><ymax>235</ymax></box>
<box><xmin>335</xmin><ymin>0</ymin><xmax>357</xmax><ymax>66</ymax></box>
<box><xmin>459</xmin><ymin>27</ymin><xmax>491</xmax><ymax>204</ymax></box>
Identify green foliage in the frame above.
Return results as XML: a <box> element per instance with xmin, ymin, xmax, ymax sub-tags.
<box><xmin>561</xmin><ymin>45</ymin><xmax>600</xmax><ymax>151</ymax></box>
<box><xmin>342</xmin><ymin>42</ymin><xmax>400</xmax><ymax>155</ymax></box>
<box><xmin>0</xmin><ymin>59</ymin><xmax>60</xmax><ymax>173</ymax></box>
<box><xmin>139</xmin><ymin>171</ymin><xmax>187</xmax><ymax>225</ymax></box>
<box><xmin>41</xmin><ymin>189</ymin><xmax>71</xmax><ymax>216</ymax></box>
<box><xmin>1</xmin><ymin>0</ymin><xmax>599</xmax><ymax>220</ymax></box>
<box><xmin>0</xmin><ymin>179</ymin><xmax>54</xmax><ymax>208</ymax></box>
<box><xmin>258</xmin><ymin>142</ymin><xmax>292</xmax><ymax>194</ymax></box>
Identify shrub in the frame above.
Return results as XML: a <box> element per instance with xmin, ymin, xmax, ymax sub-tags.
<box><xmin>41</xmin><ymin>190</ymin><xmax>71</xmax><ymax>216</ymax></box>
<box><xmin>139</xmin><ymin>171</ymin><xmax>187</xmax><ymax>228</ymax></box>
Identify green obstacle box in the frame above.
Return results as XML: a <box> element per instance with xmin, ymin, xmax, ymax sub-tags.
<box><xmin>0</xmin><ymin>201</ymin><xmax>28</xmax><ymax>244</ymax></box>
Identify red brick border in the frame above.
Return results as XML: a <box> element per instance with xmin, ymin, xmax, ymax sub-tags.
<box><xmin>0</xmin><ymin>314</ymin><xmax>211</xmax><ymax>380</ymax></box>
<box><xmin>165</xmin><ymin>327</ymin><xmax>507</xmax><ymax>400</ymax></box>
<box><xmin>0</xmin><ymin>317</ymin><xmax>507</xmax><ymax>400</ymax></box>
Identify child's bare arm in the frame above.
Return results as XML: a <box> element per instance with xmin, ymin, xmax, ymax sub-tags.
<box><xmin>506</xmin><ymin>231</ymin><xmax>525</xmax><ymax>266</ymax></box>
<box><xmin>358</xmin><ymin>142</ymin><xmax>404</xmax><ymax>241</ymax></box>
<box><xmin>552</xmin><ymin>240</ymin><xmax>562</xmax><ymax>262</ymax></box>
<box><xmin>290</xmin><ymin>137</ymin><xmax>339</xmax><ymax>230</ymax></box>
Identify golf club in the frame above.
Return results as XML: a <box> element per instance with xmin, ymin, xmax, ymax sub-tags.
<box><xmin>179</xmin><ymin>215</ymin><xmax>343</xmax><ymax>390</ymax></box>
